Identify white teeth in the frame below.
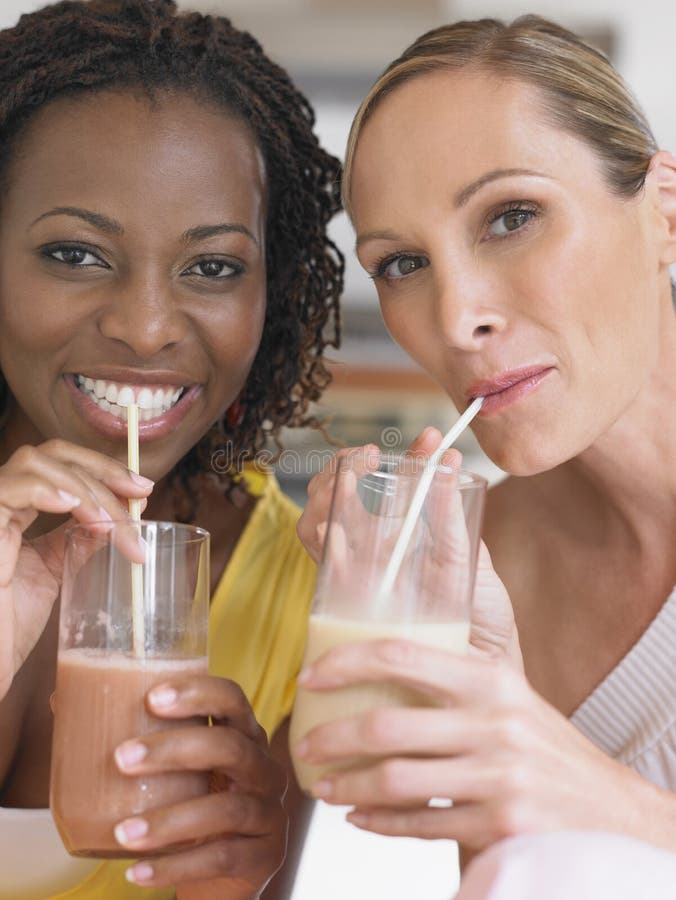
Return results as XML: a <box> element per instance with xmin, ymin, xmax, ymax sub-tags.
<box><xmin>117</xmin><ymin>386</ymin><xmax>134</xmax><ymax>408</ymax></box>
<box><xmin>153</xmin><ymin>388</ymin><xmax>166</xmax><ymax>408</ymax></box>
<box><xmin>137</xmin><ymin>387</ymin><xmax>154</xmax><ymax>410</ymax></box>
<box><xmin>75</xmin><ymin>376</ymin><xmax>185</xmax><ymax>421</ymax></box>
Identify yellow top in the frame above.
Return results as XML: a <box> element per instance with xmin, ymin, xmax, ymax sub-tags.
<box><xmin>51</xmin><ymin>470</ymin><xmax>316</xmax><ymax>900</ymax></box>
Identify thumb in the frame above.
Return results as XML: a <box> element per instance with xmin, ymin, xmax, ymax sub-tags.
<box><xmin>407</xmin><ymin>426</ymin><xmax>443</xmax><ymax>459</ymax></box>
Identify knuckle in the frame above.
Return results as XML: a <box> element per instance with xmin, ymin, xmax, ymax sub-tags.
<box><xmin>12</xmin><ymin>444</ymin><xmax>38</xmax><ymax>468</ymax></box>
<box><xmin>500</xmin><ymin>761</ymin><xmax>532</xmax><ymax>799</ymax></box>
<box><xmin>42</xmin><ymin>438</ymin><xmax>68</xmax><ymax>456</ymax></box>
<box><xmin>493</xmin><ymin>711</ymin><xmax>527</xmax><ymax>751</ymax></box>
<box><xmin>360</xmin><ymin>709</ymin><xmax>398</xmax><ymax>748</ymax></box>
<box><xmin>490</xmin><ymin>797</ymin><xmax>529</xmax><ymax>839</ymax></box>
<box><xmin>377</xmin><ymin>758</ymin><xmax>408</xmax><ymax>798</ymax></box>
<box><xmin>210</xmin><ymin>839</ymin><xmax>235</xmax><ymax>873</ymax></box>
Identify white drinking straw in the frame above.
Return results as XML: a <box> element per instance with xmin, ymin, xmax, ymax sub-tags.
<box><xmin>376</xmin><ymin>396</ymin><xmax>484</xmax><ymax>603</ymax></box>
<box><xmin>127</xmin><ymin>402</ymin><xmax>145</xmax><ymax>656</ymax></box>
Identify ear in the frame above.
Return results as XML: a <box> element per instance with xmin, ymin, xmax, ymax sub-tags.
<box><xmin>645</xmin><ymin>149</ymin><xmax>676</xmax><ymax>264</ymax></box>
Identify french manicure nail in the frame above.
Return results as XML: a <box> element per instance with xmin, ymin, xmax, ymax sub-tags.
<box><xmin>115</xmin><ymin>741</ymin><xmax>147</xmax><ymax>769</ymax></box>
<box><xmin>149</xmin><ymin>686</ymin><xmax>178</xmax><ymax>708</ymax></box>
<box><xmin>115</xmin><ymin>817</ymin><xmax>149</xmax><ymax>845</ymax></box>
<box><xmin>57</xmin><ymin>490</ymin><xmax>81</xmax><ymax>506</ymax></box>
<box><xmin>126</xmin><ymin>862</ymin><xmax>154</xmax><ymax>884</ymax></box>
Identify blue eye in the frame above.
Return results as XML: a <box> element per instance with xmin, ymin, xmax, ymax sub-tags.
<box><xmin>375</xmin><ymin>254</ymin><xmax>429</xmax><ymax>281</ymax></box>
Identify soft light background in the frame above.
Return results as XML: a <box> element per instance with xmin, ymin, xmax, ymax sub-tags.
<box><xmin>2</xmin><ymin>1</ymin><xmax>674</xmax><ymax>897</ymax></box>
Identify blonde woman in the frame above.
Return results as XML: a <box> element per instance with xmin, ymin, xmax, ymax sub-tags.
<box><xmin>295</xmin><ymin>14</ymin><xmax>676</xmax><ymax>892</ymax></box>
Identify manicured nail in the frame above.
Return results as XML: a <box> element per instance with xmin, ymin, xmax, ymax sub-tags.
<box><xmin>57</xmin><ymin>490</ymin><xmax>81</xmax><ymax>506</ymax></box>
<box><xmin>149</xmin><ymin>686</ymin><xmax>178</xmax><ymax>708</ymax></box>
<box><xmin>347</xmin><ymin>811</ymin><xmax>369</xmax><ymax>827</ymax></box>
<box><xmin>126</xmin><ymin>862</ymin><xmax>154</xmax><ymax>884</ymax></box>
<box><xmin>115</xmin><ymin>741</ymin><xmax>147</xmax><ymax>770</ymax></box>
<box><xmin>312</xmin><ymin>779</ymin><xmax>334</xmax><ymax>799</ymax></box>
<box><xmin>130</xmin><ymin>472</ymin><xmax>154</xmax><ymax>489</ymax></box>
<box><xmin>297</xmin><ymin>667</ymin><xmax>314</xmax><ymax>686</ymax></box>
<box><xmin>115</xmin><ymin>817</ymin><xmax>149</xmax><ymax>845</ymax></box>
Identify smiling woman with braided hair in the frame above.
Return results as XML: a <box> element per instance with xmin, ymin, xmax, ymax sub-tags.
<box><xmin>0</xmin><ymin>1</ymin><xmax>343</xmax><ymax>898</ymax></box>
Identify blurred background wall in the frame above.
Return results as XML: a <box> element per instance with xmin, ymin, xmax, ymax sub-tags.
<box><xmin>2</xmin><ymin>1</ymin><xmax>674</xmax><ymax>896</ymax></box>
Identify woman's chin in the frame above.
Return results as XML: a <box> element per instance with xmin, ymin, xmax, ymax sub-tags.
<box><xmin>477</xmin><ymin>438</ymin><xmax>572</xmax><ymax>478</ymax></box>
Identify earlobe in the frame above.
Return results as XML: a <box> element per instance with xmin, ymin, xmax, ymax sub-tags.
<box><xmin>646</xmin><ymin>149</ymin><xmax>676</xmax><ymax>264</ymax></box>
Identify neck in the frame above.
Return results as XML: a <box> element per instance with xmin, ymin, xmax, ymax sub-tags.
<box><xmin>540</xmin><ymin>306</ymin><xmax>676</xmax><ymax>566</ymax></box>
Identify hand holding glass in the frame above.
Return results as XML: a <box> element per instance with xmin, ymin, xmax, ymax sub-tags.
<box><xmin>290</xmin><ymin>456</ymin><xmax>487</xmax><ymax>791</ymax></box>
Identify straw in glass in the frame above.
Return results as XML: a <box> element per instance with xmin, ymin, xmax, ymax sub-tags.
<box><xmin>127</xmin><ymin>402</ymin><xmax>145</xmax><ymax>656</ymax></box>
<box><xmin>376</xmin><ymin>396</ymin><xmax>484</xmax><ymax>605</ymax></box>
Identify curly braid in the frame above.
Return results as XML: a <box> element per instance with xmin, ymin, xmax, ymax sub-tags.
<box><xmin>0</xmin><ymin>0</ymin><xmax>344</xmax><ymax>517</ymax></box>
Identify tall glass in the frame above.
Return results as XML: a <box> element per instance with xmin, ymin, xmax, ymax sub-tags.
<box><xmin>50</xmin><ymin>520</ymin><xmax>210</xmax><ymax>858</ymax></box>
<box><xmin>290</xmin><ymin>455</ymin><xmax>487</xmax><ymax>791</ymax></box>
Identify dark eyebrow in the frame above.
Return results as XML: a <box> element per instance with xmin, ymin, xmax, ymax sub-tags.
<box><xmin>454</xmin><ymin>168</ymin><xmax>548</xmax><ymax>207</ymax></box>
<box><xmin>182</xmin><ymin>223</ymin><xmax>259</xmax><ymax>247</ymax></box>
<box><xmin>30</xmin><ymin>206</ymin><xmax>124</xmax><ymax>234</ymax></box>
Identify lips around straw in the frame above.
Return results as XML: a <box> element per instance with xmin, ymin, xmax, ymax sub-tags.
<box><xmin>127</xmin><ymin>403</ymin><xmax>145</xmax><ymax>655</ymax></box>
<box><xmin>376</xmin><ymin>396</ymin><xmax>484</xmax><ymax>604</ymax></box>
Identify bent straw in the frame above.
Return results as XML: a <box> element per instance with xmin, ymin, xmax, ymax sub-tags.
<box><xmin>376</xmin><ymin>396</ymin><xmax>484</xmax><ymax>604</ymax></box>
<box><xmin>127</xmin><ymin>402</ymin><xmax>145</xmax><ymax>656</ymax></box>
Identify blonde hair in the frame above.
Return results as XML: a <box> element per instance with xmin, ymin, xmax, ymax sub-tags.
<box><xmin>342</xmin><ymin>15</ymin><xmax>657</xmax><ymax>217</ymax></box>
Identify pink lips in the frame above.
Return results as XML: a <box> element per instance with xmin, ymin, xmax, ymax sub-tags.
<box><xmin>468</xmin><ymin>366</ymin><xmax>555</xmax><ymax>415</ymax></box>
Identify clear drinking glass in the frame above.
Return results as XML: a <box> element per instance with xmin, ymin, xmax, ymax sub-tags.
<box><xmin>290</xmin><ymin>455</ymin><xmax>487</xmax><ymax>791</ymax></box>
<box><xmin>50</xmin><ymin>520</ymin><xmax>210</xmax><ymax>858</ymax></box>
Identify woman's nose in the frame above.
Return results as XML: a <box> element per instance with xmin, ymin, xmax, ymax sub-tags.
<box><xmin>97</xmin><ymin>276</ymin><xmax>188</xmax><ymax>358</ymax></box>
<box><xmin>434</xmin><ymin>268</ymin><xmax>508</xmax><ymax>351</ymax></box>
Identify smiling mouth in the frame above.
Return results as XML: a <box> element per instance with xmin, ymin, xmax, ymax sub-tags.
<box><xmin>75</xmin><ymin>375</ymin><xmax>186</xmax><ymax>422</ymax></box>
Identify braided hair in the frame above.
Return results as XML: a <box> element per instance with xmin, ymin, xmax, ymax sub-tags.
<box><xmin>0</xmin><ymin>0</ymin><xmax>343</xmax><ymax>517</ymax></box>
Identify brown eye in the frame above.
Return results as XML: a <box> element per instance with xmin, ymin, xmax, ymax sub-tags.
<box><xmin>183</xmin><ymin>258</ymin><xmax>242</xmax><ymax>279</ymax></box>
<box><xmin>42</xmin><ymin>245</ymin><xmax>107</xmax><ymax>267</ymax></box>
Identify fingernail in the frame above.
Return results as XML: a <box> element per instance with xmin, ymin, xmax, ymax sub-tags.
<box><xmin>347</xmin><ymin>811</ymin><xmax>368</xmax><ymax>827</ymax></box>
<box><xmin>57</xmin><ymin>491</ymin><xmax>81</xmax><ymax>506</ymax></box>
<box><xmin>149</xmin><ymin>686</ymin><xmax>178</xmax><ymax>708</ymax></box>
<box><xmin>312</xmin><ymin>779</ymin><xmax>334</xmax><ymax>799</ymax></box>
<box><xmin>296</xmin><ymin>667</ymin><xmax>314</xmax><ymax>686</ymax></box>
<box><xmin>130</xmin><ymin>472</ymin><xmax>154</xmax><ymax>489</ymax></box>
<box><xmin>115</xmin><ymin>817</ymin><xmax>149</xmax><ymax>845</ymax></box>
<box><xmin>126</xmin><ymin>862</ymin><xmax>154</xmax><ymax>884</ymax></box>
<box><xmin>115</xmin><ymin>741</ymin><xmax>147</xmax><ymax>769</ymax></box>
<box><xmin>96</xmin><ymin>506</ymin><xmax>113</xmax><ymax>522</ymax></box>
